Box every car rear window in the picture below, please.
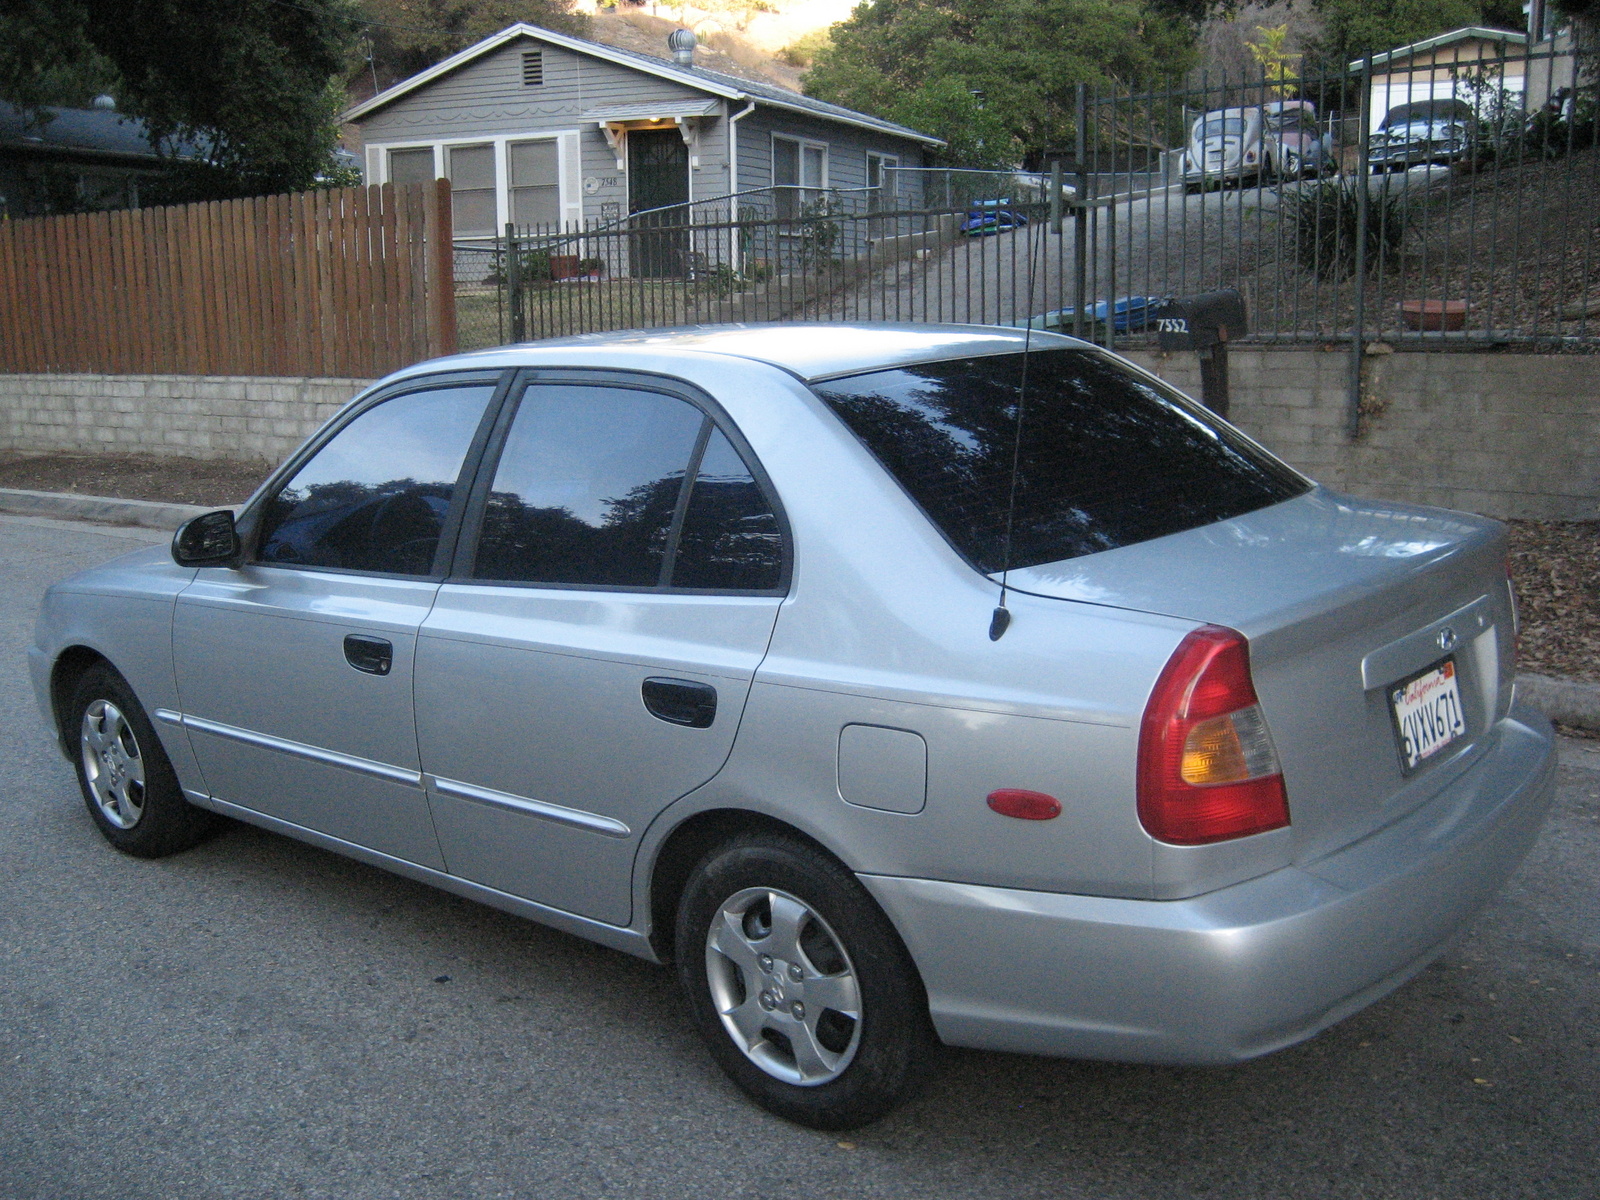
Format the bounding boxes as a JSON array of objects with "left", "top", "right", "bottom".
[{"left": 811, "top": 349, "right": 1308, "bottom": 573}]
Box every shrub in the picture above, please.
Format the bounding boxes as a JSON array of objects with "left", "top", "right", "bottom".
[
  {"left": 484, "top": 249, "right": 553, "bottom": 285},
  {"left": 1285, "top": 177, "right": 1408, "bottom": 280}
]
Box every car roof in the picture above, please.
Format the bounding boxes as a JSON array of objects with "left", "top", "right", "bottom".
[
  {"left": 1382, "top": 99, "right": 1475, "bottom": 122},
  {"left": 397, "top": 323, "right": 1086, "bottom": 385}
]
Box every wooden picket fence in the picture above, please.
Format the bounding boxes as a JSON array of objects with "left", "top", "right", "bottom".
[{"left": 0, "top": 180, "right": 456, "bottom": 378}]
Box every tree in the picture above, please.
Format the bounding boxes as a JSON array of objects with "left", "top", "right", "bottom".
[
  {"left": 0, "top": 0, "right": 358, "bottom": 200},
  {"left": 0, "top": 1, "right": 117, "bottom": 114},
  {"left": 1306, "top": 0, "right": 1509, "bottom": 72},
  {"left": 803, "top": 0, "right": 1199, "bottom": 167},
  {"left": 1244, "top": 23, "right": 1300, "bottom": 97}
]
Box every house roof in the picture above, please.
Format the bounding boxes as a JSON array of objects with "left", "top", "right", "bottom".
[
  {"left": 581, "top": 99, "right": 722, "bottom": 122},
  {"left": 1350, "top": 26, "right": 1528, "bottom": 72},
  {"left": 0, "top": 102, "right": 208, "bottom": 164},
  {"left": 343, "top": 23, "right": 944, "bottom": 148}
]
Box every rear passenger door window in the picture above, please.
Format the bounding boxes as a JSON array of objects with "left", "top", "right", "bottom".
[
  {"left": 473, "top": 385, "right": 703, "bottom": 587},
  {"left": 672, "top": 428, "right": 783, "bottom": 591},
  {"left": 468, "top": 382, "right": 785, "bottom": 592}
]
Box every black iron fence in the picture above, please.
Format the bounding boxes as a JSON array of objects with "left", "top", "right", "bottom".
[
  {"left": 1071, "top": 45, "right": 1598, "bottom": 350},
  {"left": 454, "top": 47, "right": 1598, "bottom": 358}
]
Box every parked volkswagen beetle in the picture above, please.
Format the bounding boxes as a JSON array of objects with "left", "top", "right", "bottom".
[
  {"left": 30, "top": 324, "right": 1556, "bottom": 1129},
  {"left": 1184, "top": 101, "right": 1332, "bottom": 189}
]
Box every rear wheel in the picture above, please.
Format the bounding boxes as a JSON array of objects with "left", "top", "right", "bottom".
[
  {"left": 70, "top": 664, "right": 220, "bottom": 857},
  {"left": 675, "top": 833, "right": 936, "bottom": 1129}
]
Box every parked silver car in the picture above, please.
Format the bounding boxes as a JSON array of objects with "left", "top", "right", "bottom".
[
  {"left": 1369, "top": 99, "right": 1479, "bottom": 171},
  {"left": 30, "top": 324, "right": 1556, "bottom": 1129}
]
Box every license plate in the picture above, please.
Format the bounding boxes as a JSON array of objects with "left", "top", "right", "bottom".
[{"left": 1390, "top": 658, "right": 1466, "bottom": 773}]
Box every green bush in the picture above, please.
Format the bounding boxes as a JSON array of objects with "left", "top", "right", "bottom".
[
  {"left": 1285, "top": 177, "right": 1408, "bottom": 280},
  {"left": 484, "top": 249, "right": 553, "bottom": 285}
]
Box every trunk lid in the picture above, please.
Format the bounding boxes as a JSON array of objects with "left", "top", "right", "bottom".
[{"left": 1004, "top": 487, "right": 1516, "bottom": 864}]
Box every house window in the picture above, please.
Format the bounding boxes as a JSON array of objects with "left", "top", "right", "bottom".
[
  {"left": 510, "top": 139, "right": 561, "bottom": 228},
  {"left": 523, "top": 50, "right": 544, "bottom": 86},
  {"left": 447, "top": 144, "right": 496, "bottom": 237},
  {"left": 388, "top": 147, "right": 436, "bottom": 184},
  {"left": 866, "top": 153, "right": 898, "bottom": 210},
  {"left": 773, "top": 135, "right": 827, "bottom": 218}
]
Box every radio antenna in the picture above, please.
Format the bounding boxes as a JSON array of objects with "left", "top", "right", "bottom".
[{"left": 990, "top": 200, "right": 1049, "bottom": 641}]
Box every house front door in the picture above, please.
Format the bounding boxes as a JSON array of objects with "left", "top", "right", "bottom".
[{"left": 628, "top": 128, "right": 690, "bottom": 278}]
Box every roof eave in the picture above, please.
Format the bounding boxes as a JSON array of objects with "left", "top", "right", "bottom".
[
  {"left": 341, "top": 21, "right": 944, "bottom": 147},
  {"left": 740, "top": 92, "right": 945, "bottom": 146},
  {"left": 342, "top": 23, "right": 741, "bottom": 123},
  {"left": 1348, "top": 25, "right": 1530, "bottom": 72}
]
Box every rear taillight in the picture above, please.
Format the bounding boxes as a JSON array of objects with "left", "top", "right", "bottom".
[{"left": 1137, "top": 625, "right": 1290, "bottom": 845}]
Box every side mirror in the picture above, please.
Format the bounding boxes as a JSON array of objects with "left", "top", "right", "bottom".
[{"left": 172, "top": 510, "right": 241, "bottom": 567}]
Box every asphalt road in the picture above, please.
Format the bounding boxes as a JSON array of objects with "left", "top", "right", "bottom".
[{"left": 3, "top": 512, "right": 1596, "bottom": 1200}]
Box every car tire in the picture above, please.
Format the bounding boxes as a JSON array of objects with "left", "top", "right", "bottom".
[
  {"left": 69, "top": 664, "right": 221, "bottom": 858},
  {"left": 675, "top": 832, "right": 937, "bottom": 1130}
]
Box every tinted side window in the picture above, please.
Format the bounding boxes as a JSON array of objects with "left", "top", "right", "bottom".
[
  {"left": 257, "top": 383, "right": 495, "bottom": 575},
  {"left": 670, "top": 430, "right": 783, "bottom": 591},
  {"left": 813, "top": 350, "right": 1307, "bottom": 573},
  {"left": 473, "top": 385, "right": 705, "bottom": 587}
]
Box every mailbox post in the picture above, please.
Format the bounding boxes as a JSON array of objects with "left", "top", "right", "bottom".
[{"left": 1154, "top": 288, "right": 1247, "bottom": 418}]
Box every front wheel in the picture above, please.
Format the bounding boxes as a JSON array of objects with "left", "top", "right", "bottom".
[
  {"left": 675, "top": 833, "right": 937, "bottom": 1129},
  {"left": 70, "top": 664, "right": 221, "bottom": 857}
]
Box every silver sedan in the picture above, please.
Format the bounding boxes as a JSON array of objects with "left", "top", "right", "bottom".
[{"left": 29, "top": 324, "right": 1556, "bottom": 1129}]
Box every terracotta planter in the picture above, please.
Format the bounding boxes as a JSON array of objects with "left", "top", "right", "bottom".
[
  {"left": 1399, "top": 299, "right": 1469, "bottom": 331},
  {"left": 548, "top": 255, "right": 582, "bottom": 280}
]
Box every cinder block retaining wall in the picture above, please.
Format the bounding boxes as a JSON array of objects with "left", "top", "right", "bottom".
[
  {"left": 1124, "top": 348, "right": 1599, "bottom": 520},
  {"left": 0, "top": 374, "right": 372, "bottom": 467},
  {"left": 1, "top": 350, "right": 1596, "bottom": 519}
]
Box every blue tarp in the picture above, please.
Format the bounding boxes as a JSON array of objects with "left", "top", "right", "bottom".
[{"left": 1018, "top": 295, "right": 1162, "bottom": 333}]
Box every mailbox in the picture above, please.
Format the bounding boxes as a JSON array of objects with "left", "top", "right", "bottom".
[
  {"left": 1154, "top": 288, "right": 1247, "bottom": 351},
  {"left": 1153, "top": 289, "right": 1248, "bottom": 418}
]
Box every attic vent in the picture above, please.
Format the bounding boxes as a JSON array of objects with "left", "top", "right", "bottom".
[{"left": 522, "top": 50, "right": 544, "bottom": 86}]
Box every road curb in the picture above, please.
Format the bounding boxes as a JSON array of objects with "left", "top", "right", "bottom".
[
  {"left": 0, "top": 487, "right": 215, "bottom": 532},
  {"left": 1518, "top": 673, "right": 1600, "bottom": 734}
]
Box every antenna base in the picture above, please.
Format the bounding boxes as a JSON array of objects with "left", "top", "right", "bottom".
[{"left": 988, "top": 606, "right": 1012, "bottom": 641}]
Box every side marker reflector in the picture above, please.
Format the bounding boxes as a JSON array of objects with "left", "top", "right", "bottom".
[{"left": 986, "top": 789, "right": 1062, "bottom": 821}]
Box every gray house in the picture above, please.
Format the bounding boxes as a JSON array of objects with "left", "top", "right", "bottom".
[{"left": 343, "top": 22, "right": 942, "bottom": 243}]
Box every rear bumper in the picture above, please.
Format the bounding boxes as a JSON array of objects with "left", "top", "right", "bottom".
[{"left": 860, "top": 705, "right": 1556, "bottom": 1064}]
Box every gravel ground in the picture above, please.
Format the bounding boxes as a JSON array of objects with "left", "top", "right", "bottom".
[
  {"left": 0, "top": 453, "right": 268, "bottom": 508},
  {"left": 2, "top": 452, "right": 1595, "bottom": 684}
]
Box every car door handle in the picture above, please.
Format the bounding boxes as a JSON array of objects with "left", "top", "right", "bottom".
[
  {"left": 343, "top": 634, "right": 393, "bottom": 676},
  {"left": 641, "top": 677, "right": 717, "bottom": 728}
]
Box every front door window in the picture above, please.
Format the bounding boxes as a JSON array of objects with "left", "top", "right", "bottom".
[{"left": 257, "top": 383, "right": 495, "bottom": 577}]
